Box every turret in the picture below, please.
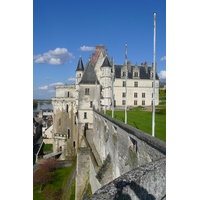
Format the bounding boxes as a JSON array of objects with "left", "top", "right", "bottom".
[
  {"left": 75, "top": 56, "right": 84, "bottom": 109},
  {"left": 76, "top": 55, "right": 84, "bottom": 84},
  {"left": 100, "top": 56, "right": 112, "bottom": 112}
]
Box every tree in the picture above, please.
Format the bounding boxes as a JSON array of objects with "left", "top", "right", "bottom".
[
  {"left": 39, "top": 158, "right": 60, "bottom": 172},
  {"left": 33, "top": 168, "right": 53, "bottom": 192},
  {"left": 33, "top": 100, "right": 38, "bottom": 108}
]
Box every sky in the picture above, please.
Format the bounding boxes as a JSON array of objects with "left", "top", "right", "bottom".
[
  {"left": 2, "top": 1, "right": 200, "bottom": 198},
  {"left": 33, "top": 0, "right": 166, "bottom": 99}
]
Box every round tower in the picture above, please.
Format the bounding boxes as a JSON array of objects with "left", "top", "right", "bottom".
[
  {"left": 75, "top": 56, "right": 84, "bottom": 109},
  {"left": 100, "top": 55, "right": 112, "bottom": 112}
]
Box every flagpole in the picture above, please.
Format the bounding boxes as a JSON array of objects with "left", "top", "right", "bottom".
[
  {"left": 125, "top": 44, "right": 127, "bottom": 124},
  {"left": 104, "top": 67, "right": 106, "bottom": 114},
  {"left": 152, "top": 12, "right": 156, "bottom": 137},
  {"left": 112, "top": 59, "right": 114, "bottom": 118}
]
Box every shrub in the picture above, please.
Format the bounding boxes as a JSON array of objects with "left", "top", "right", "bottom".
[
  {"left": 155, "top": 108, "right": 166, "bottom": 115},
  {"left": 33, "top": 168, "right": 53, "bottom": 192},
  {"left": 39, "top": 158, "right": 60, "bottom": 172}
]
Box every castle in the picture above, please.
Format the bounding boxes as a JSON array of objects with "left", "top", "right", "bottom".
[
  {"left": 51, "top": 45, "right": 159, "bottom": 157},
  {"left": 50, "top": 45, "right": 165, "bottom": 199}
]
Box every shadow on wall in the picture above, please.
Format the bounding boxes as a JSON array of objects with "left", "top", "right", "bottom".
[{"left": 114, "top": 180, "right": 156, "bottom": 200}]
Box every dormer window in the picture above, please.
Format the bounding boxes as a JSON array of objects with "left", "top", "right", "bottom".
[
  {"left": 134, "top": 72, "right": 138, "bottom": 77},
  {"left": 123, "top": 71, "right": 126, "bottom": 77}
]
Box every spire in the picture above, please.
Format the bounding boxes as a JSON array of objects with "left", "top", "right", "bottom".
[
  {"left": 101, "top": 56, "right": 112, "bottom": 68},
  {"left": 79, "top": 60, "right": 100, "bottom": 84},
  {"left": 125, "top": 43, "right": 127, "bottom": 65},
  {"left": 76, "top": 56, "right": 84, "bottom": 71}
]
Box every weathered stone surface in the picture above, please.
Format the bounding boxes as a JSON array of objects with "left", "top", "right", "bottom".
[
  {"left": 89, "top": 110, "right": 166, "bottom": 197},
  {"left": 76, "top": 147, "right": 90, "bottom": 200},
  {"left": 86, "top": 158, "right": 166, "bottom": 200}
]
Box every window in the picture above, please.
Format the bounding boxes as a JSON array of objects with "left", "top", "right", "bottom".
[
  {"left": 122, "top": 92, "right": 126, "bottom": 97},
  {"left": 90, "top": 101, "right": 93, "bottom": 108},
  {"left": 134, "top": 72, "right": 138, "bottom": 77},
  {"left": 134, "top": 100, "right": 137, "bottom": 105},
  {"left": 152, "top": 93, "right": 153, "bottom": 98},
  {"left": 68, "top": 129, "right": 70, "bottom": 138},
  {"left": 122, "top": 100, "right": 125, "bottom": 105},
  {"left": 142, "top": 93, "right": 145, "bottom": 98},
  {"left": 134, "top": 93, "right": 137, "bottom": 98},
  {"left": 85, "top": 88, "right": 89, "bottom": 95},
  {"left": 79, "top": 73, "right": 81, "bottom": 77},
  {"left": 152, "top": 82, "right": 153, "bottom": 87},
  {"left": 134, "top": 82, "right": 138, "bottom": 87},
  {"left": 84, "top": 112, "right": 87, "bottom": 119},
  {"left": 123, "top": 81, "right": 126, "bottom": 87},
  {"left": 123, "top": 71, "right": 126, "bottom": 77},
  {"left": 73, "top": 141, "right": 76, "bottom": 147},
  {"left": 151, "top": 100, "right": 153, "bottom": 105},
  {"left": 66, "top": 104, "right": 68, "bottom": 113},
  {"left": 142, "top": 100, "right": 145, "bottom": 105},
  {"left": 67, "top": 91, "right": 69, "bottom": 97},
  {"left": 59, "top": 117, "right": 61, "bottom": 126}
]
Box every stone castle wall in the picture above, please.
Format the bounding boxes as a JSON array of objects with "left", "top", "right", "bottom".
[{"left": 90, "top": 109, "right": 166, "bottom": 194}]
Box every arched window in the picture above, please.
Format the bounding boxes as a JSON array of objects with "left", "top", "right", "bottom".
[
  {"left": 73, "top": 141, "right": 75, "bottom": 147},
  {"left": 68, "top": 91, "right": 69, "bottom": 97}
]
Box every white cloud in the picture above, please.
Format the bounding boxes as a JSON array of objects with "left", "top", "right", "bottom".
[
  {"left": 79, "top": 45, "right": 95, "bottom": 52},
  {"left": 34, "top": 48, "right": 75, "bottom": 65},
  {"left": 160, "top": 56, "right": 166, "bottom": 61},
  {"left": 49, "top": 82, "right": 64, "bottom": 87},
  {"left": 67, "top": 77, "right": 76, "bottom": 82},
  {"left": 46, "top": 77, "right": 50, "bottom": 80},
  {"left": 48, "top": 90, "right": 55, "bottom": 93},
  {"left": 158, "top": 70, "right": 166, "bottom": 80},
  {"left": 38, "top": 85, "right": 48, "bottom": 90}
]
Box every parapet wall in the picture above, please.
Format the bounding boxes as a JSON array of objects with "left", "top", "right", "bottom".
[
  {"left": 90, "top": 109, "right": 166, "bottom": 194},
  {"left": 87, "top": 158, "right": 166, "bottom": 199}
]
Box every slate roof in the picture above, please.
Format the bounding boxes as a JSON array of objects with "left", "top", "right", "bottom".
[
  {"left": 114, "top": 65, "right": 159, "bottom": 80},
  {"left": 79, "top": 60, "right": 100, "bottom": 84},
  {"left": 76, "top": 56, "right": 84, "bottom": 71},
  {"left": 101, "top": 56, "right": 112, "bottom": 68}
]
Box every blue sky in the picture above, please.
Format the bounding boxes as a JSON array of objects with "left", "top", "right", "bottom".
[{"left": 33, "top": 0, "right": 166, "bottom": 99}]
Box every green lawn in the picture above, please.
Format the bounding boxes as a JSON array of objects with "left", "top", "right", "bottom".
[
  {"left": 33, "top": 161, "right": 75, "bottom": 200},
  {"left": 106, "top": 106, "right": 166, "bottom": 142},
  {"left": 43, "top": 144, "right": 53, "bottom": 152}
]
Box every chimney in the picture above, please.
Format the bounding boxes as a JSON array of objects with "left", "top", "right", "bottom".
[
  {"left": 127, "top": 61, "right": 131, "bottom": 73},
  {"left": 93, "top": 46, "right": 105, "bottom": 64},
  {"left": 92, "top": 53, "right": 95, "bottom": 64},
  {"left": 145, "top": 62, "right": 148, "bottom": 73}
]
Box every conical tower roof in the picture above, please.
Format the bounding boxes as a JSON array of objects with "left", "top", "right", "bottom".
[
  {"left": 79, "top": 60, "right": 99, "bottom": 84},
  {"left": 101, "top": 56, "right": 112, "bottom": 68},
  {"left": 76, "top": 56, "right": 84, "bottom": 71}
]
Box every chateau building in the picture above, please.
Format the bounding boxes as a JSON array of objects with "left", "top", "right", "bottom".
[{"left": 52, "top": 45, "right": 159, "bottom": 158}]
